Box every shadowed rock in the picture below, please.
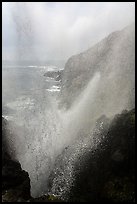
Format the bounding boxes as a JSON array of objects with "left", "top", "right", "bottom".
[
  {"left": 68, "top": 109, "right": 135, "bottom": 202},
  {"left": 2, "top": 117, "right": 31, "bottom": 202}
]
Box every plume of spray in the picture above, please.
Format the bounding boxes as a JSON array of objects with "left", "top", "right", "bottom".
[
  {"left": 59, "top": 72, "right": 101, "bottom": 148},
  {"left": 2, "top": 3, "right": 121, "bottom": 197},
  {"left": 4, "top": 2, "right": 135, "bottom": 199},
  {"left": 4, "top": 66, "right": 101, "bottom": 197}
]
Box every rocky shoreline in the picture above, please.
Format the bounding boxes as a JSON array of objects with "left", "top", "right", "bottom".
[{"left": 2, "top": 108, "right": 135, "bottom": 202}]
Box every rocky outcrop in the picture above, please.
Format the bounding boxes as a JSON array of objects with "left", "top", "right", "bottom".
[
  {"left": 68, "top": 109, "right": 135, "bottom": 202},
  {"left": 60, "top": 23, "right": 135, "bottom": 110},
  {"left": 2, "top": 118, "right": 31, "bottom": 202},
  {"left": 44, "top": 70, "right": 63, "bottom": 82}
]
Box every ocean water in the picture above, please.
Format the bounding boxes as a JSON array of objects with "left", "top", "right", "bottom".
[{"left": 2, "top": 64, "right": 63, "bottom": 121}]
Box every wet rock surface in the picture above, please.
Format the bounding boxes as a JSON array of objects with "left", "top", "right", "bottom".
[
  {"left": 2, "top": 118, "right": 31, "bottom": 202},
  {"left": 67, "top": 109, "right": 135, "bottom": 202}
]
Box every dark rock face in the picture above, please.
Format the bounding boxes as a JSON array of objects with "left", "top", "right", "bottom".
[
  {"left": 60, "top": 24, "right": 135, "bottom": 110},
  {"left": 2, "top": 117, "right": 31, "bottom": 202},
  {"left": 2, "top": 154, "right": 31, "bottom": 202},
  {"left": 67, "top": 109, "right": 135, "bottom": 202}
]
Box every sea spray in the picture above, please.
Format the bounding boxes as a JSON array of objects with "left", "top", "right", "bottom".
[
  {"left": 59, "top": 72, "right": 101, "bottom": 146},
  {"left": 25, "top": 72, "right": 101, "bottom": 197},
  {"left": 3, "top": 72, "right": 101, "bottom": 198}
]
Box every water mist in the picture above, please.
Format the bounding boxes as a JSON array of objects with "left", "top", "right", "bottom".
[
  {"left": 5, "top": 70, "right": 101, "bottom": 197},
  {"left": 3, "top": 2, "right": 135, "bottom": 199}
]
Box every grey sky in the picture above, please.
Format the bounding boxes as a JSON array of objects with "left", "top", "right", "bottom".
[{"left": 2, "top": 2, "right": 135, "bottom": 61}]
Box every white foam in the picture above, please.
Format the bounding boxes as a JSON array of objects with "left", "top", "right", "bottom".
[
  {"left": 2, "top": 115, "right": 14, "bottom": 121},
  {"left": 6, "top": 97, "right": 35, "bottom": 111}
]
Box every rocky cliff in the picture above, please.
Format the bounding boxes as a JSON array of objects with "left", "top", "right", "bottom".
[{"left": 60, "top": 23, "right": 135, "bottom": 111}]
